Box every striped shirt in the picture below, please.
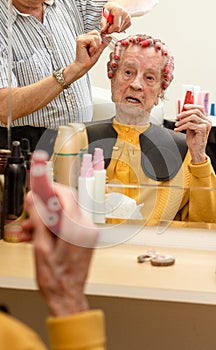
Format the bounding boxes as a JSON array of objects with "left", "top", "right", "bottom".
[{"left": 0, "top": 0, "right": 106, "bottom": 128}]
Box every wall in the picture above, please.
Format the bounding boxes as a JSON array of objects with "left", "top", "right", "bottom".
[
  {"left": 2, "top": 288, "right": 216, "bottom": 350},
  {"left": 89, "top": 0, "right": 216, "bottom": 119}
]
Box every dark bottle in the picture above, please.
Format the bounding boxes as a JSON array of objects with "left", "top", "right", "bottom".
[
  {"left": 3, "top": 141, "right": 26, "bottom": 242},
  {"left": 0, "top": 149, "right": 11, "bottom": 239},
  {"left": 21, "top": 138, "right": 32, "bottom": 192}
]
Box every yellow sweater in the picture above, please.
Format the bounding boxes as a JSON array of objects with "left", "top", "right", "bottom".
[
  {"left": 0, "top": 310, "right": 106, "bottom": 350},
  {"left": 106, "top": 120, "right": 216, "bottom": 225}
]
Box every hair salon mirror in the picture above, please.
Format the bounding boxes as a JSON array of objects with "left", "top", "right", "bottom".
[{"left": 3, "top": 0, "right": 216, "bottom": 236}]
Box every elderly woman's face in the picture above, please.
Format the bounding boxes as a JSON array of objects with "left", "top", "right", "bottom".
[{"left": 111, "top": 45, "right": 164, "bottom": 115}]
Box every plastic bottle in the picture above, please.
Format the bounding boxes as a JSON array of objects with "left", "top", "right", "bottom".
[
  {"left": 3, "top": 141, "right": 26, "bottom": 242},
  {"left": 53, "top": 123, "right": 88, "bottom": 188},
  {"left": 93, "top": 148, "right": 106, "bottom": 224},
  {"left": 78, "top": 154, "right": 95, "bottom": 220},
  {"left": 197, "top": 90, "right": 210, "bottom": 116}
]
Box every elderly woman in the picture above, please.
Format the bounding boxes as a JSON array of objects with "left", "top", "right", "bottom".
[{"left": 86, "top": 34, "right": 216, "bottom": 225}]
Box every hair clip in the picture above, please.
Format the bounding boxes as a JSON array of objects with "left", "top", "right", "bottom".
[
  {"left": 150, "top": 255, "right": 175, "bottom": 266},
  {"left": 137, "top": 250, "right": 175, "bottom": 267},
  {"left": 137, "top": 249, "right": 159, "bottom": 263},
  {"left": 137, "top": 254, "right": 154, "bottom": 263}
]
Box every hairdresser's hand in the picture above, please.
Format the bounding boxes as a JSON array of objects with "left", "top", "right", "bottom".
[
  {"left": 67, "top": 30, "right": 111, "bottom": 81},
  {"left": 23, "top": 184, "right": 99, "bottom": 317},
  {"left": 174, "top": 104, "right": 212, "bottom": 163},
  {"left": 101, "top": 2, "right": 131, "bottom": 34}
]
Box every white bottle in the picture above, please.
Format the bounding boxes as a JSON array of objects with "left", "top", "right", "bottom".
[
  {"left": 93, "top": 148, "right": 106, "bottom": 224},
  {"left": 78, "top": 154, "right": 95, "bottom": 220}
]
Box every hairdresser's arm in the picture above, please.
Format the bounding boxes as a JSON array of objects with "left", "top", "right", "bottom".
[
  {"left": 0, "top": 30, "right": 110, "bottom": 124},
  {"left": 23, "top": 184, "right": 106, "bottom": 350},
  {"left": 174, "top": 104, "right": 212, "bottom": 164}
]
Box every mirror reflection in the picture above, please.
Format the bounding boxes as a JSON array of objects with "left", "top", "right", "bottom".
[{"left": 1, "top": 0, "right": 216, "bottom": 231}]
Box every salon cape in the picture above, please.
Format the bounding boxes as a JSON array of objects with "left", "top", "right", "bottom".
[{"left": 86, "top": 118, "right": 216, "bottom": 224}]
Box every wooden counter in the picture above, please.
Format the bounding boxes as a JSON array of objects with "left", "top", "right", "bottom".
[
  {"left": 1, "top": 225, "right": 216, "bottom": 305},
  {"left": 88, "top": 243, "right": 216, "bottom": 305},
  {"left": 0, "top": 224, "right": 216, "bottom": 350}
]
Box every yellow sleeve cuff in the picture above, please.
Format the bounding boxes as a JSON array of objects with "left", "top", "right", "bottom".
[
  {"left": 47, "top": 310, "right": 106, "bottom": 350},
  {"left": 189, "top": 156, "right": 213, "bottom": 178}
]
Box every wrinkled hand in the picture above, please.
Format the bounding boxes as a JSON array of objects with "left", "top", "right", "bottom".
[
  {"left": 23, "top": 184, "right": 99, "bottom": 317},
  {"left": 73, "top": 30, "right": 111, "bottom": 78},
  {"left": 101, "top": 2, "right": 131, "bottom": 34},
  {"left": 174, "top": 104, "right": 212, "bottom": 163}
]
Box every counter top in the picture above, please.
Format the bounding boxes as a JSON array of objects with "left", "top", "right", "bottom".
[
  {"left": 0, "top": 224, "right": 216, "bottom": 305},
  {"left": 87, "top": 243, "right": 216, "bottom": 305},
  {"left": 0, "top": 241, "right": 36, "bottom": 290}
]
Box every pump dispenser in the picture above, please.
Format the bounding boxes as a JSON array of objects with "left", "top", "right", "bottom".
[{"left": 3, "top": 141, "right": 26, "bottom": 242}]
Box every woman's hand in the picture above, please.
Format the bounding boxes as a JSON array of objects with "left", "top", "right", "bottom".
[
  {"left": 174, "top": 104, "right": 212, "bottom": 163},
  {"left": 23, "top": 184, "right": 99, "bottom": 317}
]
